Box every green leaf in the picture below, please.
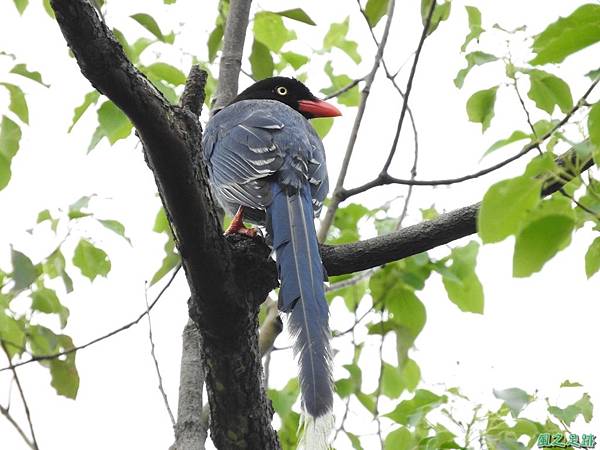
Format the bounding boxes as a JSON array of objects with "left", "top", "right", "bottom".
[
  {"left": 527, "top": 69, "right": 573, "bottom": 115},
  {"left": 31, "top": 287, "right": 69, "bottom": 328},
  {"left": 98, "top": 219, "right": 131, "bottom": 244},
  {"left": 254, "top": 12, "right": 297, "bottom": 52},
  {"left": 0, "top": 153, "right": 10, "bottom": 191},
  {"left": 441, "top": 242, "right": 484, "bottom": 314},
  {"left": 11, "top": 248, "right": 39, "bottom": 292},
  {"left": 207, "top": 23, "right": 224, "bottom": 63},
  {"left": 42, "top": 0, "right": 55, "bottom": 17},
  {"left": 68, "top": 195, "right": 92, "bottom": 220},
  {"left": 461, "top": 6, "right": 483, "bottom": 52},
  {"left": 0, "top": 108, "right": 22, "bottom": 190},
  {"left": 384, "top": 427, "right": 412, "bottom": 450},
  {"left": 28, "top": 325, "right": 59, "bottom": 356},
  {"left": 346, "top": 432, "right": 363, "bottom": 450},
  {"left": 530, "top": 4, "right": 600, "bottom": 65},
  {"left": 356, "top": 391, "right": 376, "bottom": 414},
  {"left": 585, "top": 237, "right": 600, "bottom": 278},
  {"left": 150, "top": 208, "right": 180, "bottom": 286},
  {"left": 132, "top": 38, "right": 156, "bottom": 64},
  {"left": 493, "top": 388, "right": 532, "bottom": 418},
  {"left": 365, "top": 0, "right": 389, "bottom": 27},
  {"left": 10, "top": 63, "right": 49, "bottom": 87},
  {"left": 130, "top": 13, "right": 174, "bottom": 44},
  {"left": 466, "top": 86, "right": 498, "bottom": 132},
  {"left": 50, "top": 357, "right": 79, "bottom": 399},
  {"left": 153, "top": 207, "right": 171, "bottom": 234},
  {"left": 0, "top": 115, "right": 22, "bottom": 160},
  {"left": 268, "top": 378, "right": 299, "bottom": 417},
  {"left": 43, "top": 249, "right": 73, "bottom": 293},
  {"left": 513, "top": 215, "right": 574, "bottom": 277},
  {"left": 586, "top": 68, "right": 600, "bottom": 81},
  {"left": 12, "top": 0, "right": 28, "bottom": 14},
  {"left": 97, "top": 101, "right": 133, "bottom": 145},
  {"left": 483, "top": 130, "right": 530, "bottom": 157},
  {"left": 0, "top": 83, "right": 29, "bottom": 124},
  {"left": 332, "top": 203, "right": 370, "bottom": 241},
  {"left": 249, "top": 39, "right": 274, "bottom": 80},
  {"left": 560, "top": 380, "right": 583, "bottom": 388},
  {"left": 589, "top": 103, "right": 600, "bottom": 148},
  {"left": 382, "top": 363, "right": 403, "bottom": 399},
  {"left": 422, "top": 0, "right": 451, "bottom": 36},
  {"left": 310, "top": 118, "right": 333, "bottom": 140},
  {"left": 274, "top": 8, "right": 316, "bottom": 26},
  {"left": 400, "top": 359, "right": 420, "bottom": 392},
  {"left": 68, "top": 91, "right": 100, "bottom": 133},
  {"left": 454, "top": 51, "right": 497, "bottom": 88},
  {"left": 88, "top": 127, "right": 103, "bottom": 153},
  {"left": 151, "top": 239, "right": 179, "bottom": 285},
  {"left": 321, "top": 61, "right": 360, "bottom": 107},
  {"left": 323, "top": 18, "right": 361, "bottom": 64},
  {"left": 548, "top": 393, "right": 593, "bottom": 426},
  {"left": 0, "top": 311, "right": 25, "bottom": 358},
  {"left": 385, "top": 389, "right": 446, "bottom": 425},
  {"left": 281, "top": 52, "right": 309, "bottom": 70},
  {"left": 478, "top": 176, "right": 542, "bottom": 243},
  {"left": 145, "top": 63, "right": 186, "bottom": 86},
  {"left": 72, "top": 239, "right": 111, "bottom": 281}
]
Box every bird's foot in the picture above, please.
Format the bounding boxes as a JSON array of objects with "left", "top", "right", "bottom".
[
  {"left": 224, "top": 206, "right": 258, "bottom": 237},
  {"left": 224, "top": 224, "right": 257, "bottom": 237}
]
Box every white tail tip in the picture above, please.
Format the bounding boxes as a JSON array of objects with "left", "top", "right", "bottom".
[{"left": 298, "top": 412, "right": 334, "bottom": 450}]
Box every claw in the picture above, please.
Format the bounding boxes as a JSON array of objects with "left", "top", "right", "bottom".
[{"left": 224, "top": 206, "right": 257, "bottom": 237}]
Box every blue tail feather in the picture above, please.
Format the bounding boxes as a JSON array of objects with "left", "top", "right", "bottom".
[{"left": 267, "top": 183, "right": 333, "bottom": 418}]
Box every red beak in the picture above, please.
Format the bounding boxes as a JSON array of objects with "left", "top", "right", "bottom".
[{"left": 298, "top": 99, "right": 342, "bottom": 118}]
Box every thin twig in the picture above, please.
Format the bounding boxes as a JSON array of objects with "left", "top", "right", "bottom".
[
  {"left": 325, "top": 268, "right": 376, "bottom": 292},
  {"left": 357, "top": 0, "right": 421, "bottom": 177},
  {"left": 144, "top": 283, "right": 176, "bottom": 429},
  {"left": 0, "top": 265, "right": 182, "bottom": 373},
  {"left": 380, "top": 0, "right": 435, "bottom": 173},
  {"left": 323, "top": 76, "right": 366, "bottom": 100},
  {"left": 332, "top": 308, "right": 360, "bottom": 444},
  {"left": 317, "top": 0, "right": 397, "bottom": 242},
  {"left": 340, "top": 76, "right": 600, "bottom": 201},
  {"left": 373, "top": 314, "right": 386, "bottom": 449},
  {"left": 1, "top": 344, "right": 39, "bottom": 450},
  {"left": 510, "top": 66, "right": 599, "bottom": 219},
  {"left": 0, "top": 403, "right": 35, "bottom": 450},
  {"left": 263, "top": 350, "right": 272, "bottom": 387}
]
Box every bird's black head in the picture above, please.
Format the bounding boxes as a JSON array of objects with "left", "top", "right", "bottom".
[{"left": 230, "top": 77, "right": 341, "bottom": 119}]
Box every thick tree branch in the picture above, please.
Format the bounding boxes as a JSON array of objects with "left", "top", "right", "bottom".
[
  {"left": 212, "top": 0, "right": 252, "bottom": 111},
  {"left": 49, "top": 1, "right": 279, "bottom": 449},
  {"left": 321, "top": 147, "right": 593, "bottom": 276},
  {"left": 173, "top": 320, "right": 207, "bottom": 450}
]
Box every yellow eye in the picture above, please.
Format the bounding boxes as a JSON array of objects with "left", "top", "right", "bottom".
[{"left": 276, "top": 86, "right": 288, "bottom": 96}]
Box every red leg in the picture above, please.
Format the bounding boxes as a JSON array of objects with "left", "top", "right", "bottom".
[{"left": 224, "top": 206, "right": 257, "bottom": 237}]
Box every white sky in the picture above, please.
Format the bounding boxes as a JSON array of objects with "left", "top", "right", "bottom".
[{"left": 1, "top": 1, "right": 599, "bottom": 449}]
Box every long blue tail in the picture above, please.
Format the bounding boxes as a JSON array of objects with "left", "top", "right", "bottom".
[{"left": 267, "top": 183, "right": 333, "bottom": 418}]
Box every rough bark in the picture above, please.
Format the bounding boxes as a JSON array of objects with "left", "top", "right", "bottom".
[
  {"left": 174, "top": 320, "right": 207, "bottom": 450},
  {"left": 212, "top": 0, "right": 252, "bottom": 111},
  {"left": 49, "top": 1, "right": 279, "bottom": 448}
]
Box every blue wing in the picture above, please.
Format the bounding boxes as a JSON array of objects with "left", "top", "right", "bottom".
[{"left": 202, "top": 99, "right": 328, "bottom": 222}]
